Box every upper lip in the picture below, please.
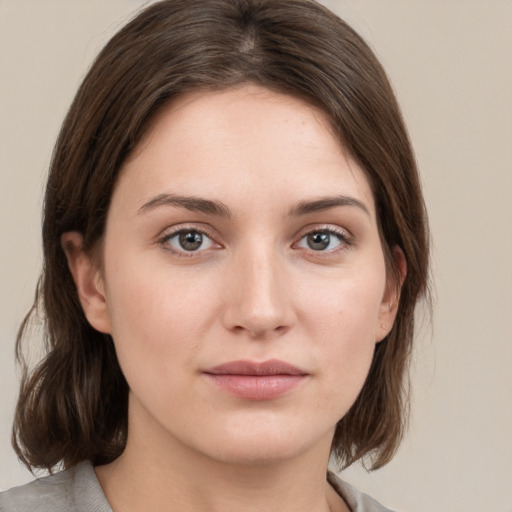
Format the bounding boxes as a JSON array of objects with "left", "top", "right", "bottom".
[{"left": 204, "top": 359, "right": 308, "bottom": 376}]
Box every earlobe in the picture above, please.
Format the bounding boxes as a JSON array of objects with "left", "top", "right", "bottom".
[
  {"left": 61, "top": 231, "right": 112, "bottom": 334},
  {"left": 376, "top": 246, "right": 407, "bottom": 342}
]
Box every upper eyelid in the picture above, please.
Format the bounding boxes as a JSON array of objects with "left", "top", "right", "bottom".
[
  {"left": 157, "top": 223, "right": 353, "bottom": 249},
  {"left": 159, "top": 224, "right": 217, "bottom": 240},
  {"left": 294, "top": 224, "right": 353, "bottom": 240},
  {"left": 160, "top": 224, "right": 350, "bottom": 237}
]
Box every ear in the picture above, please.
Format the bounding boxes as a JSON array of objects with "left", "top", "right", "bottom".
[
  {"left": 61, "top": 231, "right": 112, "bottom": 334},
  {"left": 376, "top": 246, "right": 407, "bottom": 343}
]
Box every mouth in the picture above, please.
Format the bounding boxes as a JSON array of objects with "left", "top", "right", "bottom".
[{"left": 202, "top": 359, "right": 309, "bottom": 400}]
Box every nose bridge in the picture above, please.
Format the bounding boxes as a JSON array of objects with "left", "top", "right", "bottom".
[{"left": 223, "top": 237, "right": 293, "bottom": 337}]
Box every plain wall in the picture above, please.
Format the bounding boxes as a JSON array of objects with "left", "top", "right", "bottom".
[{"left": 1, "top": 1, "right": 511, "bottom": 511}]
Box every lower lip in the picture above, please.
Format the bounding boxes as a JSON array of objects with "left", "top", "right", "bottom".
[{"left": 204, "top": 374, "right": 306, "bottom": 400}]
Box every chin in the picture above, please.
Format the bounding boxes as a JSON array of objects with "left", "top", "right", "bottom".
[
  {"left": 193, "top": 419, "right": 334, "bottom": 467},
  {"left": 208, "top": 439, "right": 310, "bottom": 466}
]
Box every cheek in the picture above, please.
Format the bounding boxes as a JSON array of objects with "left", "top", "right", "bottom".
[
  {"left": 301, "top": 265, "right": 386, "bottom": 344},
  {"left": 298, "top": 266, "right": 386, "bottom": 401},
  {"left": 102, "top": 252, "right": 222, "bottom": 375}
]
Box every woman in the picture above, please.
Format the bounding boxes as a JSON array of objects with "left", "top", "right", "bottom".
[{"left": 1, "top": 0, "right": 430, "bottom": 511}]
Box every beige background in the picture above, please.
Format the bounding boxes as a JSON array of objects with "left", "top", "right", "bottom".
[{"left": 1, "top": 1, "right": 511, "bottom": 510}]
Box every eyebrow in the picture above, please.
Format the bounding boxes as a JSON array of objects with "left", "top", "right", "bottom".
[
  {"left": 288, "top": 195, "right": 370, "bottom": 217},
  {"left": 138, "top": 194, "right": 231, "bottom": 217},
  {"left": 138, "top": 193, "right": 370, "bottom": 218}
]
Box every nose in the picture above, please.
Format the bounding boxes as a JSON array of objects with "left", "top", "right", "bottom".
[{"left": 220, "top": 245, "right": 295, "bottom": 339}]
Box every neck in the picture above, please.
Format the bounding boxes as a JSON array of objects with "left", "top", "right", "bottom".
[{"left": 95, "top": 415, "right": 347, "bottom": 512}]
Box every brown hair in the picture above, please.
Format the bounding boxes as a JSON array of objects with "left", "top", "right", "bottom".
[{"left": 13, "top": 0, "right": 430, "bottom": 472}]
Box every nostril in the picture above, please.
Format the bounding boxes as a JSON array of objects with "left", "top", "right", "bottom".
[{"left": 242, "top": 323, "right": 289, "bottom": 339}]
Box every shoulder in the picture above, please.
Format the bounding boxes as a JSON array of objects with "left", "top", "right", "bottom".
[
  {"left": 0, "top": 461, "right": 111, "bottom": 512},
  {"left": 327, "top": 471, "right": 400, "bottom": 512}
]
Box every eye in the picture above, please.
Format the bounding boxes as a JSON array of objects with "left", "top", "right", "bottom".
[
  {"left": 161, "top": 228, "right": 218, "bottom": 255},
  {"left": 295, "top": 228, "right": 350, "bottom": 252}
]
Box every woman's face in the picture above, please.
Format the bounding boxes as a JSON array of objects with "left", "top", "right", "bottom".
[{"left": 73, "top": 85, "right": 399, "bottom": 466}]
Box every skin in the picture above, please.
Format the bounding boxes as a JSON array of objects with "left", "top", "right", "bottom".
[{"left": 63, "top": 85, "right": 402, "bottom": 512}]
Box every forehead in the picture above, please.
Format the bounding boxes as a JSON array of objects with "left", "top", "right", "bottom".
[
  {"left": 131, "top": 85, "right": 341, "bottom": 161},
  {"left": 115, "top": 85, "right": 376, "bottom": 219}
]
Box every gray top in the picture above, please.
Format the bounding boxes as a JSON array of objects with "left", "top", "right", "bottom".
[{"left": 0, "top": 461, "right": 396, "bottom": 512}]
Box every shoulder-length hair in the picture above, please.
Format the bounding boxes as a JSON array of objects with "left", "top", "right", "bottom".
[{"left": 13, "top": 0, "right": 430, "bottom": 472}]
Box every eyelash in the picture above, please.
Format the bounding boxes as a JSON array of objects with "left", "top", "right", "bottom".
[{"left": 158, "top": 225, "right": 353, "bottom": 257}]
